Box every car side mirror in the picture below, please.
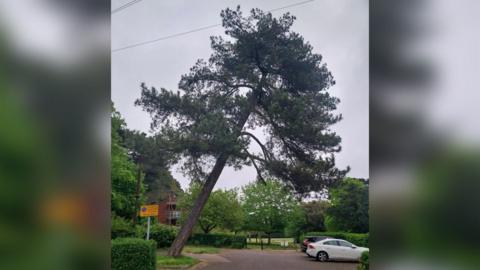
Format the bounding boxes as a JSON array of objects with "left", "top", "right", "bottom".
[{"left": 351, "top": 245, "right": 357, "bottom": 249}]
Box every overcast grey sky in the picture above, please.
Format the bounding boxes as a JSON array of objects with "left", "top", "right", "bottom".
[{"left": 112, "top": 0, "right": 368, "bottom": 190}]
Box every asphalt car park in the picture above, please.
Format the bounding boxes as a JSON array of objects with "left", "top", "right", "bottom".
[{"left": 189, "top": 249, "right": 358, "bottom": 270}]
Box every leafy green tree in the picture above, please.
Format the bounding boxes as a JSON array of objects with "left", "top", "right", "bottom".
[
  {"left": 113, "top": 107, "right": 181, "bottom": 223},
  {"left": 325, "top": 178, "right": 369, "bottom": 233},
  {"left": 178, "top": 182, "right": 244, "bottom": 234},
  {"left": 242, "top": 180, "right": 297, "bottom": 244},
  {"left": 111, "top": 106, "right": 144, "bottom": 219},
  {"left": 136, "top": 7, "right": 347, "bottom": 256},
  {"left": 285, "top": 200, "right": 330, "bottom": 242},
  {"left": 285, "top": 203, "right": 307, "bottom": 243},
  {"left": 219, "top": 189, "right": 245, "bottom": 234},
  {"left": 303, "top": 200, "right": 330, "bottom": 232}
]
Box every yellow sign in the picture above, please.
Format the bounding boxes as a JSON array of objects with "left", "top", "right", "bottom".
[{"left": 139, "top": 204, "right": 159, "bottom": 217}]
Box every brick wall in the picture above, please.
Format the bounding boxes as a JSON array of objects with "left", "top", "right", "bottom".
[
  {"left": 157, "top": 202, "right": 168, "bottom": 224},
  {"left": 157, "top": 193, "right": 177, "bottom": 225}
]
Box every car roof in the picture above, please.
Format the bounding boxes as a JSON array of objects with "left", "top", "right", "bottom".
[
  {"left": 318, "top": 238, "right": 345, "bottom": 243},
  {"left": 305, "top": 236, "right": 330, "bottom": 242}
]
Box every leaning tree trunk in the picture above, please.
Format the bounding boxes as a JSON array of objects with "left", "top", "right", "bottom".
[
  {"left": 167, "top": 78, "right": 263, "bottom": 257},
  {"left": 168, "top": 108, "right": 254, "bottom": 256},
  {"left": 167, "top": 154, "right": 229, "bottom": 256}
]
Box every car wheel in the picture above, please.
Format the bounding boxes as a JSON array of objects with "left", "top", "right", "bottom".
[{"left": 316, "top": 251, "right": 328, "bottom": 262}]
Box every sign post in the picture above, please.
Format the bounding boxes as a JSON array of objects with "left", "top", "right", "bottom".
[
  {"left": 146, "top": 216, "right": 151, "bottom": 240},
  {"left": 139, "top": 204, "right": 159, "bottom": 241}
]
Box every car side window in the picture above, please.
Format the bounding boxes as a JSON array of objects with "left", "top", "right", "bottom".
[
  {"left": 324, "top": 240, "right": 339, "bottom": 246},
  {"left": 338, "top": 241, "right": 353, "bottom": 247}
]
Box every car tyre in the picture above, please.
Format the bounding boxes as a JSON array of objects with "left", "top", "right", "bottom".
[{"left": 316, "top": 251, "right": 328, "bottom": 262}]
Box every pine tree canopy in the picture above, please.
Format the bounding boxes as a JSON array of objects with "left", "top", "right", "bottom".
[{"left": 136, "top": 7, "right": 348, "bottom": 195}]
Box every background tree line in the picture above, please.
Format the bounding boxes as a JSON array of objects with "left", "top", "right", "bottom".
[
  {"left": 111, "top": 105, "right": 181, "bottom": 225},
  {"left": 177, "top": 178, "right": 369, "bottom": 243},
  {"left": 112, "top": 106, "right": 368, "bottom": 241}
]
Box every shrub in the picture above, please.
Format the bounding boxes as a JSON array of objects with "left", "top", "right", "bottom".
[
  {"left": 111, "top": 238, "right": 156, "bottom": 270},
  {"left": 135, "top": 223, "right": 179, "bottom": 248},
  {"left": 188, "top": 234, "right": 246, "bottom": 248},
  {"left": 358, "top": 251, "right": 369, "bottom": 270},
  {"left": 302, "top": 232, "right": 369, "bottom": 247},
  {"left": 134, "top": 224, "right": 146, "bottom": 238},
  {"left": 111, "top": 216, "right": 135, "bottom": 239},
  {"left": 150, "top": 224, "right": 178, "bottom": 248}
]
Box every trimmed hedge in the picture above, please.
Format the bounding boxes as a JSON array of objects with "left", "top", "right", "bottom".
[
  {"left": 111, "top": 238, "right": 156, "bottom": 270},
  {"left": 188, "top": 233, "right": 246, "bottom": 248},
  {"left": 302, "top": 232, "right": 369, "bottom": 247},
  {"left": 358, "top": 251, "right": 369, "bottom": 270}
]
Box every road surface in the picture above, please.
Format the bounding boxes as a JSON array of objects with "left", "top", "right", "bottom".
[{"left": 189, "top": 249, "right": 358, "bottom": 270}]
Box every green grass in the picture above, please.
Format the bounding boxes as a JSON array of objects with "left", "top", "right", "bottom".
[
  {"left": 246, "top": 237, "right": 298, "bottom": 250},
  {"left": 247, "top": 237, "right": 294, "bottom": 242},
  {"left": 156, "top": 255, "right": 199, "bottom": 269},
  {"left": 155, "top": 245, "right": 218, "bottom": 269},
  {"left": 183, "top": 245, "right": 220, "bottom": 254},
  {"left": 270, "top": 238, "right": 294, "bottom": 245},
  {"left": 247, "top": 237, "right": 296, "bottom": 245}
]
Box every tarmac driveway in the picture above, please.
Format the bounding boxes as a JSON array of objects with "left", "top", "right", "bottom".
[{"left": 189, "top": 249, "right": 358, "bottom": 270}]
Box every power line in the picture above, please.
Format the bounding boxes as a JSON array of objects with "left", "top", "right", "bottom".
[
  {"left": 112, "top": 0, "right": 315, "bottom": 53},
  {"left": 268, "top": 0, "right": 315, "bottom": 12},
  {"left": 112, "top": 24, "right": 221, "bottom": 53},
  {"left": 112, "top": 0, "right": 144, "bottom": 14}
]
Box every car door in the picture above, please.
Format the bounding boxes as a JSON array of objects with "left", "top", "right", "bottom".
[
  {"left": 337, "top": 240, "right": 357, "bottom": 260},
  {"left": 322, "top": 240, "right": 341, "bottom": 259}
]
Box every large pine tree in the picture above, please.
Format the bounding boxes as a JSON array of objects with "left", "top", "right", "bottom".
[{"left": 136, "top": 7, "right": 348, "bottom": 256}]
